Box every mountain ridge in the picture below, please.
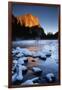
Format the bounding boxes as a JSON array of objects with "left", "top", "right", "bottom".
[
  {"left": 12, "top": 14, "right": 58, "bottom": 40},
  {"left": 16, "top": 13, "right": 40, "bottom": 27}
]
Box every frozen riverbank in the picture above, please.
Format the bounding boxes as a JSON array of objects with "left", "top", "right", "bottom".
[{"left": 12, "top": 40, "right": 59, "bottom": 85}]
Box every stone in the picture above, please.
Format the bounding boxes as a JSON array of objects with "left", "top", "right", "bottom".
[
  {"left": 46, "top": 53, "right": 51, "bottom": 57},
  {"left": 45, "top": 73, "right": 55, "bottom": 83},
  {"left": 32, "top": 67, "right": 42, "bottom": 76},
  {"left": 21, "top": 77, "right": 39, "bottom": 85},
  {"left": 39, "top": 56, "right": 46, "bottom": 60}
]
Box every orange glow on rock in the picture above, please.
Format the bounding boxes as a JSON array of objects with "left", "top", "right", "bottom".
[{"left": 16, "top": 13, "right": 40, "bottom": 27}]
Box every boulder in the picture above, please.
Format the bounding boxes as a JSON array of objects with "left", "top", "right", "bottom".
[
  {"left": 45, "top": 73, "right": 55, "bottom": 83},
  {"left": 12, "top": 60, "right": 17, "bottom": 73},
  {"left": 36, "top": 51, "right": 46, "bottom": 60},
  {"left": 32, "top": 51, "right": 46, "bottom": 61},
  {"left": 16, "top": 53, "right": 24, "bottom": 58},
  {"left": 24, "top": 59, "right": 28, "bottom": 64},
  {"left": 17, "top": 57, "right": 28, "bottom": 65},
  {"left": 32, "top": 67, "right": 42, "bottom": 76},
  {"left": 39, "top": 56, "right": 46, "bottom": 60},
  {"left": 12, "top": 72, "right": 23, "bottom": 85},
  {"left": 21, "top": 80, "right": 33, "bottom": 85},
  {"left": 46, "top": 53, "right": 51, "bottom": 57},
  {"left": 23, "top": 50, "right": 32, "bottom": 57},
  {"left": 31, "top": 77, "right": 40, "bottom": 84},
  {"left": 12, "top": 73, "right": 17, "bottom": 82},
  {"left": 22, "top": 66, "right": 27, "bottom": 75},
  {"left": 17, "top": 58, "right": 24, "bottom": 65},
  {"left": 21, "top": 77, "right": 39, "bottom": 85},
  {"left": 16, "top": 64, "right": 24, "bottom": 81},
  {"left": 12, "top": 64, "right": 27, "bottom": 84}
]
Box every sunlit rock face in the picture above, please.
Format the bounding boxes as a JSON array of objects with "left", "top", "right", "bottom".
[
  {"left": 12, "top": 14, "right": 46, "bottom": 40},
  {"left": 16, "top": 13, "right": 40, "bottom": 27}
]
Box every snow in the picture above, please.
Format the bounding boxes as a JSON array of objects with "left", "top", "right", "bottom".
[
  {"left": 37, "top": 51, "right": 46, "bottom": 58},
  {"left": 43, "top": 45, "right": 51, "bottom": 52},
  {"left": 12, "top": 49, "right": 18, "bottom": 54},
  {"left": 12, "top": 62, "right": 27, "bottom": 82},
  {"left": 15, "top": 65, "right": 27, "bottom": 81},
  {"left": 12, "top": 40, "right": 58, "bottom": 85},
  {"left": 17, "top": 58, "right": 24, "bottom": 65},
  {"left": 13, "top": 64, "right": 23, "bottom": 81},
  {"left": 22, "top": 49, "right": 32, "bottom": 56},
  {"left": 22, "top": 77, "right": 39, "bottom": 85},
  {"left": 22, "top": 65, "right": 27, "bottom": 71},
  {"left": 12, "top": 60, "right": 17, "bottom": 71},
  {"left": 16, "top": 53, "right": 24, "bottom": 57},
  {"left": 12, "top": 46, "right": 32, "bottom": 57},
  {"left": 12, "top": 73, "right": 17, "bottom": 82},
  {"left": 22, "top": 80, "right": 33, "bottom": 85},
  {"left": 31, "top": 77, "right": 39, "bottom": 81},
  {"left": 46, "top": 73, "right": 55, "bottom": 82},
  {"left": 12, "top": 45, "right": 47, "bottom": 60},
  {"left": 17, "top": 64, "right": 27, "bottom": 72},
  {"left": 12, "top": 65, "right": 24, "bottom": 82},
  {"left": 17, "top": 57, "right": 27, "bottom": 65},
  {"left": 16, "top": 73, "right": 23, "bottom": 81},
  {"left": 32, "top": 51, "right": 46, "bottom": 58},
  {"left": 13, "top": 60, "right": 17, "bottom": 64},
  {"left": 16, "top": 46, "right": 21, "bottom": 51},
  {"left": 32, "top": 67, "right": 41, "bottom": 72}
]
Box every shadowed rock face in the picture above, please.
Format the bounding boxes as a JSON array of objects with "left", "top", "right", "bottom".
[{"left": 16, "top": 13, "right": 40, "bottom": 27}]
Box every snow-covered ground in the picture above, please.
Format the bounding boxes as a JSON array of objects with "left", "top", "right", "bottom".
[{"left": 12, "top": 40, "right": 59, "bottom": 85}]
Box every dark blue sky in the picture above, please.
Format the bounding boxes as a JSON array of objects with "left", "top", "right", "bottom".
[{"left": 12, "top": 4, "right": 59, "bottom": 34}]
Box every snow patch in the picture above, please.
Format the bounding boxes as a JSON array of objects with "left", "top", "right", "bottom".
[
  {"left": 22, "top": 77, "right": 39, "bottom": 85},
  {"left": 32, "top": 67, "right": 41, "bottom": 72},
  {"left": 46, "top": 73, "right": 55, "bottom": 82}
]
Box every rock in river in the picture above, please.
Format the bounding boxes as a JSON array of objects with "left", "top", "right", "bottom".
[
  {"left": 32, "top": 67, "right": 42, "bottom": 76},
  {"left": 21, "top": 77, "right": 39, "bottom": 85},
  {"left": 45, "top": 73, "right": 55, "bottom": 83}
]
